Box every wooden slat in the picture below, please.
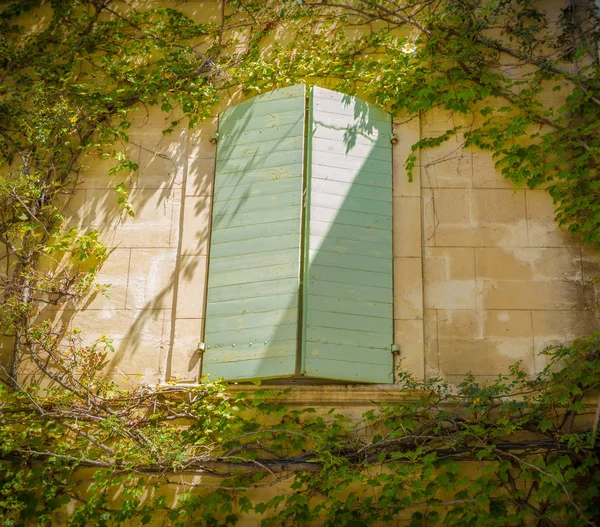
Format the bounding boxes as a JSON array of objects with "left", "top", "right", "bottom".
[
  {"left": 212, "top": 189, "right": 300, "bottom": 216},
  {"left": 209, "top": 234, "right": 299, "bottom": 258},
  {"left": 211, "top": 219, "right": 299, "bottom": 242},
  {"left": 304, "top": 356, "right": 393, "bottom": 383},
  {"left": 311, "top": 112, "right": 387, "bottom": 140},
  {"left": 218, "top": 120, "right": 304, "bottom": 148},
  {"left": 311, "top": 87, "right": 391, "bottom": 122},
  {"left": 302, "top": 86, "right": 393, "bottom": 383},
  {"left": 310, "top": 206, "right": 392, "bottom": 231},
  {"left": 215, "top": 164, "right": 302, "bottom": 190},
  {"left": 305, "top": 340, "right": 391, "bottom": 362},
  {"left": 203, "top": 339, "right": 298, "bottom": 365},
  {"left": 309, "top": 234, "right": 392, "bottom": 259},
  {"left": 306, "top": 294, "right": 393, "bottom": 319},
  {"left": 212, "top": 205, "right": 301, "bottom": 230},
  {"left": 306, "top": 278, "right": 390, "bottom": 306},
  {"left": 308, "top": 249, "right": 391, "bottom": 274},
  {"left": 216, "top": 149, "right": 303, "bottom": 175},
  {"left": 217, "top": 134, "right": 304, "bottom": 162},
  {"left": 210, "top": 249, "right": 300, "bottom": 273},
  {"left": 204, "top": 326, "right": 298, "bottom": 350},
  {"left": 312, "top": 138, "right": 392, "bottom": 161},
  {"left": 207, "top": 278, "right": 299, "bottom": 303},
  {"left": 310, "top": 192, "right": 393, "bottom": 216},
  {"left": 206, "top": 293, "right": 297, "bottom": 317},
  {"left": 209, "top": 263, "right": 300, "bottom": 288},
  {"left": 218, "top": 110, "right": 303, "bottom": 136},
  {"left": 203, "top": 86, "right": 305, "bottom": 381},
  {"left": 312, "top": 126, "right": 391, "bottom": 148},
  {"left": 311, "top": 176, "right": 391, "bottom": 200},
  {"left": 206, "top": 309, "right": 298, "bottom": 334},
  {"left": 204, "top": 352, "right": 297, "bottom": 381},
  {"left": 308, "top": 265, "right": 391, "bottom": 289},
  {"left": 307, "top": 310, "right": 390, "bottom": 334},
  {"left": 310, "top": 220, "right": 390, "bottom": 245},
  {"left": 214, "top": 178, "right": 301, "bottom": 203},
  {"left": 312, "top": 150, "right": 391, "bottom": 174}
]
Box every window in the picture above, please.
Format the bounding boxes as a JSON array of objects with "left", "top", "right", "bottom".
[{"left": 202, "top": 85, "right": 393, "bottom": 383}]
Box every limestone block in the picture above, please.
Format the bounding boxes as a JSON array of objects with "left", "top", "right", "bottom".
[
  {"left": 78, "top": 144, "right": 140, "bottom": 190},
  {"left": 168, "top": 318, "right": 203, "bottom": 383},
  {"left": 79, "top": 144, "right": 183, "bottom": 191},
  {"left": 126, "top": 112, "right": 187, "bottom": 150},
  {"left": 532, "top": 310, "right": 599, "bottom": 371},
  {"left": 483, "top": 310, "right": 533, "bottom": 338},
  {"left": 393, "top": 155, "right": 421, "bottom": 197},
  {"left": 437, "top": 309, "right": 481, "bottom": 339},
  {"left": 438, "top": 332, "right": 535, "bottom": 376},
  {"left": 438, "top": 309, "right": 532, "bottom": 339},
  {"left": 582, "top": 246, "right": 600, "bottom": 308},
  {"left": 477, "top": 279, "right": 583, "bottom": 310},
  {"left": 432, "top": 188, "right": 528, "bottom": 247},
  {"left": 84, "top": 248, "right": 130, "bottom": 310},
  {"left": 168, "top": 1, "right": 222, "bottom": 25},
  {"left": 423, "top": 309, "right": 439, "bottom": 378},
  {"left": 423, "top": 247, "right": 477, "bottom": 309},
  {"left": 85, "top": 188, "right": 177, "bottom": 248},
  {"left": 421, "top": 108, "right": 480, "bottom": 137},
  {"left": 126, "top": 248, "right": 178, "bottom": 310},
  {"left": 67, "top": 308, "right": 166, "bottom": 381},
  {"left": 186, "top": 157, "right": 215, "bottom": 197},
  {"left": 392, "top": 196, "right": 421, "bottom": 257},
  {"left": 421, "top": 108, "right": 458, "bottom": 133},
  {"left": 474, "top": 188, "right": 527, "bottom": 223},
  {"left": 475, "top": 247, "right": 582, "bottom": 282},
  {"left": 392, "top": 118, "right": 421, "bottom": 197},
  {"left": 393, "top": 319, "right": 425, "bottom": 380},
  {"left": 526, "top": 189, "right": 580, "bottom": 247},
  {"left": 180, "top": 196, "right": 212, "bottom": 256},
  {"left": 393, "top": 257, "right": 423, "bottom": 320},
  {"left": 0, "top": 336, "right": 14, "bottom": 373},
  {"left": 472, "top": 150, "right": 512, "bottom": 189},
  {"left": 175, "top": 256, "right": 208, "bottom": 319},
  {"left": 421, "top": 136, "right": 473, "bottom": 189},
  {"left": 135, "top": 147, "right": 183, "bottom": 189},
  {"left": 422, "top": 188, "right": 436, "bottom": 246},
  {"left": 188, "top": 116, "right": 219, "bottom": 159},
  {"left": 58, "top": 189, "right": 87, "bottom": 229}
]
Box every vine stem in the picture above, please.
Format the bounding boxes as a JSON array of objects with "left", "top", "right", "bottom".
[{"left": 496, "top": 449, "right": 597, "bottom": 527}]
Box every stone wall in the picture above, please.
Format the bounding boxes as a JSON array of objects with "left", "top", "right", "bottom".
[{"left": 19, "top": 0, "right": 599, "bottom": 387}]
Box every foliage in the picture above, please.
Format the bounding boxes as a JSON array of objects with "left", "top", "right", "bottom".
[
  {"left": 0, "top": 333, "right": 599, "bottom": 525},
  {"left": 0, "top": 0, "right": 600, "bottom": 525}
]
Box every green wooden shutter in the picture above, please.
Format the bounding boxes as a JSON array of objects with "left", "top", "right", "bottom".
[
  {"left": 301, "top": 87, "right": 394, "bottom": 383},
  {"left": 202, "top": 85, "right": 305, "bottom": 380}
]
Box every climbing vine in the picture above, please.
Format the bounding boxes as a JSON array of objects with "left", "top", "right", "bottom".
[{"left": 0, "top": 0, "right": 599, "bottom": 525}]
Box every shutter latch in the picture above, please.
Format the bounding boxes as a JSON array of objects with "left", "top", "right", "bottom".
[{"left": 210, "top": 132, "right": 219, "bottom": 144}]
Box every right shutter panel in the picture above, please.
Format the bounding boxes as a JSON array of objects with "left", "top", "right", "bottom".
[
  {"left": 202, "top": 85, "right": 305, "bottom": 381},
  {"left": 302, "top": 87, "right": 394, "bottom": 383}
]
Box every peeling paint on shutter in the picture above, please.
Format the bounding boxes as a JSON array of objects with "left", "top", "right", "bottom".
[
  {"left": 302, "top": 87, "right": 393, "bottom": 383},
  {"left": 202, "top": 85, "right": 305, "bottom": 381}
]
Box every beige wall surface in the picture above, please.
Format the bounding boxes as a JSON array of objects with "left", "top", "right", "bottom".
[{"left": 39, "top": 0, "right": 599, "bottom": 387}]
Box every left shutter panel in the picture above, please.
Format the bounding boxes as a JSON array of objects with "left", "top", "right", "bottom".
[{"left": 202, "top": 85, "right": 306, "bottom": 381}]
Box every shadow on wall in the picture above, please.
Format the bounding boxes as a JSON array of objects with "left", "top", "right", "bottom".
[{"left": 14, "top": 110, "right": 191, "bottom": 384}]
